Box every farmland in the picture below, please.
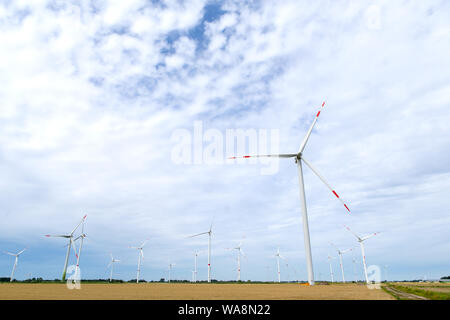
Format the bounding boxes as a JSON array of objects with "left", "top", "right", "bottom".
[{"left": 0, "top": 283, "right": 393, "bottom": 300}]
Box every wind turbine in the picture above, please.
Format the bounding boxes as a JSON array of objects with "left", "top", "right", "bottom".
[
  {"left": 168, "top": 263, "right": 176, "bottom": 283},
  {"left": 274, "top": 247, "right": 286, "bottom": 283},
  {"left": 108, "top": 253, "right": 120, "bottom": 282},
  {"left": 129, "top": 239, "right": 148, "bottom": 283},
  {"left": 345, "top": 225, "right": 379, "bottom": 284},
  {"left": 226, "top": 241, "right": 246, "bottom": 281},
  {"left": 45, "top": 215, "right": 86, "bottom": 281},
  {"left": 192, "top": 250, "right": 205, "bottom": 282},
  {"left": 331, "top": 243, "right": 352, "bottom": 282},
  {"left": 229, "top": 101, "right": 351, "bottom": 285},
  {"left": 189, "top": 221, "right": 213, "bottom": 283},
  {"left": 3, "top": 248, "right": 27, "bottom": 282},
  {"left": 327, "top": 255, "right": 335, "bottom": 283},
  {"left": 72, "top": 216, "right": 87, "bottom": 281}
]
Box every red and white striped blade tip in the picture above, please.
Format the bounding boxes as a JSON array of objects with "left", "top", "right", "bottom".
[
  {"left": 331, "top": 190, "right": 351, "bottom": 212},
  {"left": 316, "top": 102, "right": 326, "bottom": 117},
  {"left": 228, "top": 156, "right": 252, "bottom": 159}
]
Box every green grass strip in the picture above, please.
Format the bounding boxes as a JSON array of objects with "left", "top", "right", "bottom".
[{"left": 391, "top": 284, "right": 450, "bottom": 300}]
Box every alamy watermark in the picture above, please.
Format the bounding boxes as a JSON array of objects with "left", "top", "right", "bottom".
[
  {"left": 171, "top": 121, "right": 280, "bottom": 175},
  {"left": 66, "top": 265, "right": 81, "bottom": 290},
  {"left": 367, "top": 265, "right": 381, "bottom": 289}
]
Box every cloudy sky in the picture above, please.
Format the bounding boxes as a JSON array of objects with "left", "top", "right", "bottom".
[{"left": 1, "top": 0, "right": 449, "bottom": 282}]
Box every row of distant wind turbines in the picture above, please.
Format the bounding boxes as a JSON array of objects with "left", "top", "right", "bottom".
[
  {"left": 4, "top": 101, "right": 380, "bottom": 285},
  {"left": 3, "top": 213, "right": 377, "bottom": 284}
]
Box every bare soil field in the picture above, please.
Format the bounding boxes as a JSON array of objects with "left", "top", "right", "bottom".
[{"left": 0, "top": 283, "right": 393, "bottom": 300}]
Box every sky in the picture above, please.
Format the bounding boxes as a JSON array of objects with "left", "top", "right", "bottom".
[{"left": 0, "top": 0, "right": 449, "bottom": 282}]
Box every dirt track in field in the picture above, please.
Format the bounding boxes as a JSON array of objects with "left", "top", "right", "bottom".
[
  {"left": 0, "top": 283, "right": 393, "bottom": 300},
  {"left": 383, "top": 286, "right": 428, "bottom": 300}
]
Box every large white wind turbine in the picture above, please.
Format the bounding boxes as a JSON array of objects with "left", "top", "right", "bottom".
[
  {"left": 274, "top": 247, "right": 286, "bottom": 283},
  {"left": 45, "top": 215, "right": 87, "bottom": 281},
  {"left": 3, "top": 248, "right": 27, "bottom": 282},
  {"left": 331, "top": 243, "right": 352, "bottom": 282},
  {"left": 226, "top": 241, "right": 246, "bottom": 281},
  {"left": 189, "top": 221, "right": 213, "bottom": 283},
  {"left": 108, "top": 253, "right": 120, "bottom": 282},
  {"left": 345, "top": 225, "right": 379, "bottom": 284},
  {"left": 327, "top": 255, "right": 335, "bottom": 283},
  {"left": 129, "top": 239, "right": 148, "bottom": 283},
  {"left": 229, "top": 102, "right": 351, "bottom": 285}
]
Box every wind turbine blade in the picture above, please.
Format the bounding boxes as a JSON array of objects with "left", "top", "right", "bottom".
[
  {"left": 298, "top": 102, "right": 325, "bottom": 153},
  {"left": 189, "top": 231, "right": 209, "bottom": 238},
  {"left": 341, "top": 248, "right": 352, "bottom": 254},
  {"left": 344, "top": 225, "right": 361, "bottom": 240},
  {"left": 71, "top": 240, "right": 79, "bottom": 260},
  {"left": 3, "top": 251, "right": 15, "bottom": 256},
  {"left": 361, "top": 232, "right": 380, "bottom": 241},
  {"left": 240, "top": 248, "right": 246, "bottom": 257},
  {"left": 17, "top": 248, "right": 27, "bottom": 256},
  {"left": 70, "top": 214, "right": 87, "bottom": 235},
  {"left": 110, "top": 253, "right": 113, "bottom": 260},
  {"left": 228, "top": 154, "right": 297, "bottom": 159},
  {"left": 301, "top": 156, "right": 350, "bottom": 212},
  {"left": 45, "top": 234, "right": 70, "bottom": 238}
]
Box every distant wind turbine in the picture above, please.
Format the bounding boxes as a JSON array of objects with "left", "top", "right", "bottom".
[
  {"left": 3, "top": 248, "right": 27, "bottom": 282},
  {"left": 189, "top": 221, "right": 213, "bottom": 282},
  {"left": 274, "top": 247, "right": 286, "bottom": 283},
  {"left": 45, "top": 215, "right": 86, "bottom": 281},
  {"left": 129, "top": 239, "right": 148, "bottom": 283},
  {"left": 331, "top": 243, "right": 352, "bottom": 282},
  {"left": 229, "top": 101, "right": 351, "bottom": 285},
  {"left": 226, "top": 240, "right": 246, "bottom": 281},
  {"left": 345, "top": 225, "right": 379, "bottom": 284},
  {"left": 108, "top": 253, "right": 120, "bottom": 282},
  {"left": 327, "top": 255, "right": 335, "bottom": 283}
]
